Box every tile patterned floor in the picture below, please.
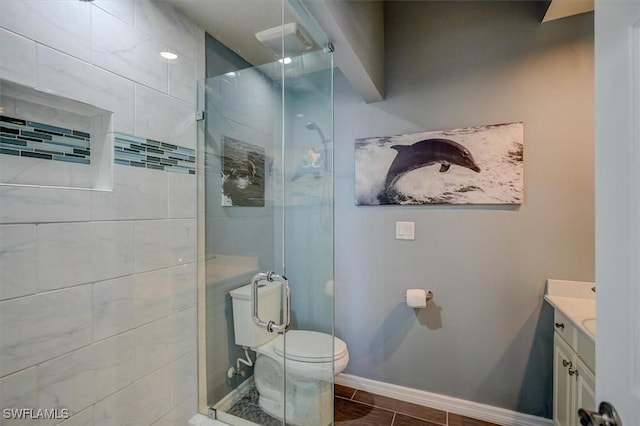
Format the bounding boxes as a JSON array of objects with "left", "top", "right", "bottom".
[
  {"left": 335, "top": 384, "right": 501, "bottom": 426},
  {"left": 222, "top": 382, "right": 501, "bottom": 426}
]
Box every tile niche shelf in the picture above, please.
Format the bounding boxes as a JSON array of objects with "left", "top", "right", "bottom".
[{"left": 0, "top": 79, "right": 113, "bottom": 190}]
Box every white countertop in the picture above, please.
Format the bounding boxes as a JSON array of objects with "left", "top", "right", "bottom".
[{"left": 545, "top": 279, "right": 596, "bottom": 342}]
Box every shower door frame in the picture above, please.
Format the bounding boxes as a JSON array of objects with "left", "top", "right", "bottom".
[{"left": 196, "top": 45, "right": 335, "bottom": 425}]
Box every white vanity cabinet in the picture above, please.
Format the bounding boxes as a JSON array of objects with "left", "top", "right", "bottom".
[{"left": 552, "top": 310, "right": 596, "bottom": 426}]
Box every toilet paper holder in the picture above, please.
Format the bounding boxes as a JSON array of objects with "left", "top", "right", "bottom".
[{"left": 403, "top": 289, "right": 434, "bottom": 302}]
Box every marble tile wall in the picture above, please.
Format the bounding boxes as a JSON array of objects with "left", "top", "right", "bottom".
[{"left": 0, "top": 0, "right": 204, "bottom": 424}]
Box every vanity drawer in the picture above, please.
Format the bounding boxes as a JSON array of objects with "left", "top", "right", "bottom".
[
  {"left": 577, "top": 329, "right": 595, "bottom": 373},
  {"left": 554, "top": 310, "right": 576, "bottom": 349}
]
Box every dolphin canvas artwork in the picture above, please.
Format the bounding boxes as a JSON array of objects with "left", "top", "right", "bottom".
[
  {"left": 221, "top": 136, "right": 266, "bottom": 207},
  {"left": 355, "top": 122, "right": 524, "bottom": 205}
]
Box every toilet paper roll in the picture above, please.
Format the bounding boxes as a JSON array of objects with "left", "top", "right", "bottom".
[{"left": 406, "top": 289, "right": 428, "bottom": 308}]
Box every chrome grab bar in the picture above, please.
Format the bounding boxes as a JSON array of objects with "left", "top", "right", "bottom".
[{"left": 251, "top": 271, "right": 290, "bottom": 333}]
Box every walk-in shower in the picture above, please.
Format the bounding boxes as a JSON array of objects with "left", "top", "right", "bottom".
[{"left": 195, "top": 2, "right": 336, "bottom": 424}]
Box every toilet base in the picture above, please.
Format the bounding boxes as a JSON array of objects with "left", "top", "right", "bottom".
[{"left": 254, "top": 355, "right": 333, "bottom": 426}]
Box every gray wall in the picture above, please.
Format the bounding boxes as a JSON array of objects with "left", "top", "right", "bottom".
[
  {"left": 203, "top": 69, "right": 277, "bottom": 270},
  {"left": 334, "top": 2, "right": 594, "bottom": 418}
]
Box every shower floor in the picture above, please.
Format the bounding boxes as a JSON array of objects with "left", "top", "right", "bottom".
[{"left": 224, "top": 382, "right": 290, "bottom": 426}]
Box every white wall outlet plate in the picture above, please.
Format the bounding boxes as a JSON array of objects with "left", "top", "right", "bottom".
[{"left": 395, "top": 221, "right": 415, "bottom": 240}]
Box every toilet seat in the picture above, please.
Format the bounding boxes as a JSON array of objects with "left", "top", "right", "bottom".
[
  {"left": 254, "top": 329, "right": 350, "bottom": 379},
  {"left": 272, "top": 330, "right": 348, "bottom": 363}
]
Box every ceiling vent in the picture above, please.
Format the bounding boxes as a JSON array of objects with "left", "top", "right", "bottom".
[{"left": 255, "top": 22, "right": 314, "bottom": 56}]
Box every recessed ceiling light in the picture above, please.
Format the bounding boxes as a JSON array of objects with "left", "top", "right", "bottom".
[
  {"left": 278, "top": 57, "right": 292, "bottom": 65},
  {"left": 224, "top": 72, "right": 237, "bottom": 77},
  {"left": 160, "top": 51, "right": 178, "bottom": 60},
  {"left": 296, "top": 114, "right": 304, "bottom": 118}
]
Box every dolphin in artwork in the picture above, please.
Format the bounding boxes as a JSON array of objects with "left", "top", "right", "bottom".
[{"left": 384, "top": 138, "right": 481, "bottom": 191}]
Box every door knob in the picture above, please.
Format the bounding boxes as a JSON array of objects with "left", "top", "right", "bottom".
[{"left": 578, "top": 401, "right": 622, "bottom": 426}]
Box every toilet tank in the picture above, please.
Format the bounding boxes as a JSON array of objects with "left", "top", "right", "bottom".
[{"left": 229, "top": 280, "right": 282, "bottom": 348}]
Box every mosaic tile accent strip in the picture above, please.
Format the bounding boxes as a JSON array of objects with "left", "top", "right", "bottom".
[
  {"left": 114, "top": 133, "right": 196, "bottom": 174},
  {"left": 0, "top": 115, "right": 91, "bottom": 164}
]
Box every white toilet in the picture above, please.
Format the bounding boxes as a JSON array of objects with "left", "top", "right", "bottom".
[{"left": 230, "top": 280, "right": 349, "bottom": 426}]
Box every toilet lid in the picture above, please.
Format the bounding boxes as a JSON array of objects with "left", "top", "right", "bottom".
[{"left": 273, "top": 330, "right": 347, "bottom": 363}]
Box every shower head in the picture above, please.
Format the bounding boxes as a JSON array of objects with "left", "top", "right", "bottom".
[{"left": 305, "top": 121, "right": 326, "bottom": 144}]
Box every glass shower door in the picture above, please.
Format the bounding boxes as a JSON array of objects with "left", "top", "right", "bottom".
[{"left": 198, "top": 47, "right": 334, "bottom": 425}]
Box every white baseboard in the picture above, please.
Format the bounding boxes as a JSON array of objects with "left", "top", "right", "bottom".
[{"left": 335, "top": 373, "right": 552, "bottom": 426}]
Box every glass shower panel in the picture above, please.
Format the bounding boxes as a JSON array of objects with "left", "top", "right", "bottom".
[
  {"left": 202, "top": 61, "right": 282, "bottom": 421},
  {"left": 280, "top": 49, "right": 335, "bottom": 426},
  {"left": 200, "top": 47, "right": 333, "bottom": 426}
]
